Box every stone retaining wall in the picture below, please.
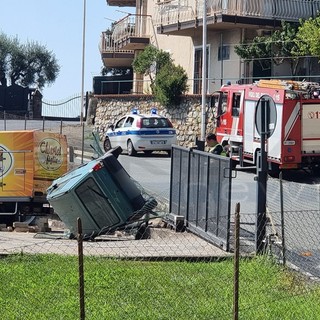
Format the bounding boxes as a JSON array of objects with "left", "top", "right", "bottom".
[{"left": 92, "top": 94, "right": 216, "bottom": 148}]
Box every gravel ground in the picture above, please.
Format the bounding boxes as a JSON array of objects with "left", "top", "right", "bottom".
[{"left": 49, "top": 123, "right": 99, "bottom": 152}]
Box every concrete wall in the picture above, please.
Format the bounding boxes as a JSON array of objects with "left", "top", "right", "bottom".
[{"left": 93, "top": 94, "right": 216, "bottom": 148}]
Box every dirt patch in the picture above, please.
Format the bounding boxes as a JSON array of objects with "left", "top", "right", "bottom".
[{"left": 48, "top": 123, "right": 100, "bottom": 153}]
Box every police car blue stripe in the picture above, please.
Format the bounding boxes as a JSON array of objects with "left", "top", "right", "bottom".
[{"left": 107, "top": 129, "right": 176, "bottom": 137}]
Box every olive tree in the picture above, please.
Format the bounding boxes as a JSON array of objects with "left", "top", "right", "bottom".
[{"left": 0, "top": 32, "right": 60, "bottom": 89}]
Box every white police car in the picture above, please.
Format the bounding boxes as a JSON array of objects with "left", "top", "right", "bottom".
[{"left": 103, "top": 109, "right": 177, "bottom": 156}]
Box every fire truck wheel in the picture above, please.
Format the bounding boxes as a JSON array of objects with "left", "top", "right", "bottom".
[
  {"left": 268, "top": 163, "right": 280, "bottom": 178},
  {"left": 313, "top": 167, "right": 320, "bottom": 176}
]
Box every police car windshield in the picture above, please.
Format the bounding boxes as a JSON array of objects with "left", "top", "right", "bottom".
[{"left": 141, "top": 117, "right": 171, "bottom": 128}]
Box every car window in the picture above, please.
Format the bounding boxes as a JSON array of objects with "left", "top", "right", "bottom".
[
  {"left": 115, "top": 117, "right": 126, "bottom": 129},
  {"left": 141, "top": 117, "right": 170, "bottom": 128},
  {"left": 124, "top": 116, "right": 134, "bottom": 128}
]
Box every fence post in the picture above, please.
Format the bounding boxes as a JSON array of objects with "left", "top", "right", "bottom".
[
  {"left": 279, "top": 172, "right": 286, "bottom": 266},
  {"left": 233, "top": 202, "right": 240, "bottom": 320},
  {"left": 81, "top": 122, "right": 85, "bottom": 164},
  {"left": 77, "top": 218, "right": 85, "bottom": 320}
]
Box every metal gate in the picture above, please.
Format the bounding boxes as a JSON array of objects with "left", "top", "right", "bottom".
[{"left": 170, "top": 146, "right": 232, "bottom": 251}]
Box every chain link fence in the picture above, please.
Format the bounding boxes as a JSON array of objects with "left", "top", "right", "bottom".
[
  {"left": 1, "top": 116, "right": 320, "bottom": 319},
  {"left": 1, "top": 190, "right": 320, "bottom": 319}
]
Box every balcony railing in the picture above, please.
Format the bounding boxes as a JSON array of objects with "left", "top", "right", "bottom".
[
  {"left": 100, "top": 14, "right": 153, "bottom": 67},
  {"left": 111, "top": 14, "right": 152, "bottom": 44},
  {"left": 154, "top": 0, "right": 320, "bottom": 27},
  {"left": 106, "top": 0, "right": 136, "bottom": 6},
  {"left": 99, "top": 32, "right": 134, "bottom": 54}
]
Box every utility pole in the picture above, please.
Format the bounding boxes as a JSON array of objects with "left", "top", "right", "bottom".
[
  {"left": 80, "top": 0, "right": 86, "bottom": 124},
  {"left": 199, "top": 0, "right": 207, "bottom": 150},
  {"left": 255, "top": 98, "right": 269, "bottom": 253}
]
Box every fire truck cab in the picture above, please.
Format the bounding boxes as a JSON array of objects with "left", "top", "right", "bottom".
[{"left": 213, "top": 79, "right": 320, "bottom": 174}]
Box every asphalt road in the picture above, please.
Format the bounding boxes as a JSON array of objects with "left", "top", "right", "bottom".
[
  {"left": 2, "top": 120, "right": 320, "bottom": 277},
  {"left": 118, "top": 153, "right": 171, "bottom": 200}
]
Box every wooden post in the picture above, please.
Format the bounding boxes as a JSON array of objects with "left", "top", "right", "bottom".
[
  {"left": 77, "top": 218, "right": 85, "bottom": 320},
  {"left": 233, "top": 202, "right": 240, "bottom": 320}
]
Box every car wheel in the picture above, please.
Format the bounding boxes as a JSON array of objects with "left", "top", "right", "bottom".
[
  {"left": 103, "top": 137, "right": 112, "bottom": 152},
  {"left": 127, "top": 140, "right": 137, "bottom": 156}
]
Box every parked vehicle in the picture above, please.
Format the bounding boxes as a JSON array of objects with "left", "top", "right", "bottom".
[
  {"left": 0, "top": 130, "right": 68, "bottom": 225},
  {"left": 103, "top": 109, "right": 177, "bottom": 156},
  {"left": 213, "top": 79, "right": 320, "bottom": 175},
  {"left": 46, "top": 146, "right": 159, "bottom": 240}
]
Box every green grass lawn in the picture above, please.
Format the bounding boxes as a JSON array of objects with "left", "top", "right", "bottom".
[{"left": 0, "top": 254, "right": 319, "bottom": 320}]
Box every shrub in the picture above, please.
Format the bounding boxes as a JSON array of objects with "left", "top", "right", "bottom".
[{"left": 154, "top": 63, "right": 188, "bottom": 107}]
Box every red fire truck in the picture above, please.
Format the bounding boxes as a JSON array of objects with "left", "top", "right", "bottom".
[{"left": 213, "top": 79, "right": 320, "bottom": 174}]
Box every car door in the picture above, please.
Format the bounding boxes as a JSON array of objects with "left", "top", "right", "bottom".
[
  {"left": 109, "top": 116, "right": 127, "bottom": 149},
  {"left": 122, "top": 116, "right": 135, "bottom": 149}
]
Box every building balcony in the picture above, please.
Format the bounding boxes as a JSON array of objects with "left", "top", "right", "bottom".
[
  {"left": 106, "top": 0, "right": 136, "bottom": 7},
  {"left": 154, "top": 0, "right": 320, "bottom": 35},
  {"left": 100, "top": 14, "right": 152, "bottom": 68},
  {"left": 111, "top": 14, "right": 151, "bottom": 50},
  {"left": 100, "top": 32, "right": 135, "bottom": 68}
]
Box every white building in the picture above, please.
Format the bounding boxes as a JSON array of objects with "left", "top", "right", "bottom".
[{"left": 100, "top": 0, "right": 320, "bottom": 94}]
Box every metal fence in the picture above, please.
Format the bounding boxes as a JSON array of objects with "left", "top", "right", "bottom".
[
  {"left": 170, "top": 146, "right": 232, "bottom": 251},
  {"left": 154, "top": 0, "right": 320, "bottom": 26},
  {"left": 1, "top": 204, "right": 320, "bottom": 319},
  {"left": 1, "top": 129, "right": 320, "bottom": 319},
  {"left": 267, "top": 177, "right": 320, "bottom": 277},
  {"left": 42, "top": 93, "right": 84, "bottom": 119}
]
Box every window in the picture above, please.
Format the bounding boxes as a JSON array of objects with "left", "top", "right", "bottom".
[
  {"left": 141, "top": 117, "right": 170, "bottom": 128},
  {"left": 115, "top": 117, "right": 126, "bottom": 129},
  {"left": 221, "top": 92, "right": 228, "bottom": 114},
  {"left": 212, "top": 92, "right": 228, "bottom": 117},
  {"left": 193, "top": 46, "right": 209, "bottom": 94},
  {"left": 124, "top": 116, "right": 134, "bottom": 127},
  {"left": 218, "top": 45, "right": 230, "bottom": 61},
  {"left": 232, "top": 93, "right": 241, "bottom": 117}
]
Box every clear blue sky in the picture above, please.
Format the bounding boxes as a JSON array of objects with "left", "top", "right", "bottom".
[{"left": 0, "top": 0, "right": 134, "bottom": 101}]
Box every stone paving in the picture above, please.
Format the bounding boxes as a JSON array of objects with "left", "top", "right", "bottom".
[{"left": 0, "top": 227, "right": 232, "bottom": 259}]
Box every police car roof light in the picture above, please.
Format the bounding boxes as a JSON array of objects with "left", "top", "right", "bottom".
[
  {"left": 132, "top": 108, "right": 139, "bottom": 114},
  {"left": 151, "top": 108, "right": 157, "bottom": 115}
]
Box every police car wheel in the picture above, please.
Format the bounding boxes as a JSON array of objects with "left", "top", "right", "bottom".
[
  {"left": 127, "top": 140, "right": 137, "bottom": 156},
  {"left": 103, "top": 137, "right": 111, "bottom": 152}
]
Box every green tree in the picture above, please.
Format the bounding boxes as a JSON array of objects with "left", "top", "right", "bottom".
[
  {"left": 154, "top": 63, "right": 188, "bottom": 106},
  {"left": 132, "top": 45, "right": 188, "bottom": 106},
  {"left": 132, "top": 45, "right": 171, "bottom": 93},
  {"left": 234, "top": 21, "right": 302, "bottom": 76},
  {"left": 294, "top": 15, "right": 320, "bottom": 58},
  {"left": 0, "top": 33, "right": 60, "bottom": 89},
  {"left": 234, "top": 35, "right": 273, "bottom": 71}
]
